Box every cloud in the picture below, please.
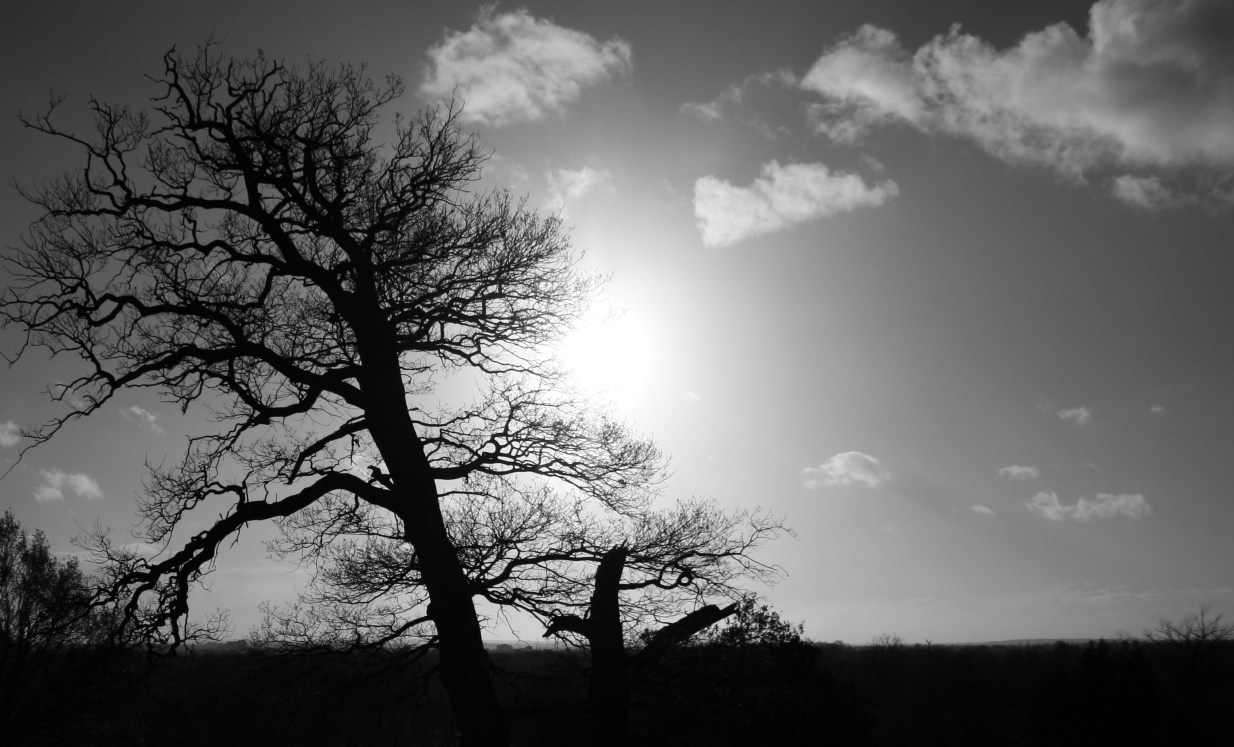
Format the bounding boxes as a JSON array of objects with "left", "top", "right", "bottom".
[
  {"left": 120, "top": 405, "right": 166, "bottom": 437},
  {"left": 421, "top": 6, "right": 632, "bottom": 127},
  {"left": 35, "top": 469, "right": 103, "bottom": 503},
  {"left": 971, "top": 504, "right": 996, "bottom": 516},
  {"left": 804, "top": 451, "right": 891, "bottom": 489},
  {"left": 991, "top": 582, "right": 1166, "bottom": 610},
  {"left": 801, "top": 0, "right": 1234, "bottom": 201},
  {"left": 546, "top": 166, "right": 613, "bottom": 212},
  {"left": 683, "top": 390, "right": 702, "bottom": 403},
  {"left": 801, "top": 25, "right": 927, "bottom": 142},
  {"left": 694, "top": 161, "right": 898, "bottom": 247},
  {"left": 0, "top": 421, "right": 20, "bottom": 448},
  {"left": 121, "top": 542, "right": 161, "bottom": 558},
  {"left": 1149, "top": 403, "right": 1168, "bottom": 415},
  {"left": 1057, "top": 406, "right": 1092, "bottom": 425},
  {"left": 683, "top": 69, "right": 798, "bottom": 136},
  {"left": 1026, "top": 491, "right": 1151, "bottom": 521},
  {"left": 1057, "top": 581, "right": 1161, "bottom": 606},
  {"left": 998, "top": 465, "right": 1040, "bottom": 480},
  {"left": 1111, "top": 174, "right": 1182, "bottom": 209}
]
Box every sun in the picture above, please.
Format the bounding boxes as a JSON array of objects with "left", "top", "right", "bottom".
[{"left": 554, "top": 303, "right": 654, "bottom": 408}]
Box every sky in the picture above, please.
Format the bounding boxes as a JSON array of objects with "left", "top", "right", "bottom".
[{"left": 2, "top": 0, "right": 1233, "bottom": 644}]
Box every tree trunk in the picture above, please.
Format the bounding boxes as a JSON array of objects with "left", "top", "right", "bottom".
[
  {"left": 360, "top": 350, "right": 508, "bottom": 746},
  {"left": 372, "top": 472, "right": 508, "bottom": 746},
  {"left": 410, "top": 504, "right": 508, "bottom": 746},
  {"left": 587, "top": 546, "right": 630, "bottom": 747}
]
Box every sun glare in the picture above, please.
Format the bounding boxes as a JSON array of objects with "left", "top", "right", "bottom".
[{"left": 555, "top": 304, "right": 654, "bottom": 408}]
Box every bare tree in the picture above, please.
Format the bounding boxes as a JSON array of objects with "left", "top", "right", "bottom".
[
  {"left": 1143, "top": 601, "right": 1234, "bottom": 718},
  {"left": 868, "top": 632, "right": 905, "bottom": 649},
  {"left": 1144, "top": 602, "right": 1234, "bottom": 652},
  {"left": 2, "top": 44, "right": 670, "bottom": 745}
]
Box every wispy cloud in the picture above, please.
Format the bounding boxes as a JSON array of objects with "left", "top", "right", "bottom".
[
  {"left": 694, "top": 161, "right": 897, "bottom": 247},
  {"left": 682, "top": 69, "right": 797, "bottom": 136},
  {"left": 1057, "top": 581, "right": 1162, "bottom": 606},
  {"left": 801, "top": 0, "right": 1234, "bottom": 203},
  {"left": 1111, "top": 175, "right": 1183, "bottom": 209},
  {"left": 1149, "top": 403, "right": 1168, "bottom": 416},
  {"left": 421, "top": 6, "right": 632, "bottom": 128},
  {"left": 970, "top": 504, "right": 996, "bottom": 516},
  {"left": 122, "top": 542, "right": 161, "bottom": 558},
  {"left": 1057, "top": 406, "right": 1092, "bottom": 425},
  {"left": 545, "top": 166, "right": 613, "bottom": 213},
  {"left": 0, "top": 421, "right": 20, "bottom": 448},
  {"left": 120, "top": 405, "right": 166, "bottom": 437},
  {"left": 989, "top": 581, "right": 1165, "bottom": 610},
  {"left": 804, "top": 451, "right": 891, "bottom": 489},
  {"left": 35, "top": 469, "right": 103, "bottom": 503},
  {"left": 1026, "top": 491, "right": 1151, "bottom": 522},
  {"left": 998, "top": 465, "right": 1040, "bottom": 481}
]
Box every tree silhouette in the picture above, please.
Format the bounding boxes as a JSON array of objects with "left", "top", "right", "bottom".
[
  {"left": 1, "top": 44, "right": 672, "bottom": 745},
  {"left": 0, "top": 511, "right": 120, "bottom": 745}
]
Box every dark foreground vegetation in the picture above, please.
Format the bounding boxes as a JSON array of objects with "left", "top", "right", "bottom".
[{"left": 6, "top": 633, "right": 1232, "bottom": 745}]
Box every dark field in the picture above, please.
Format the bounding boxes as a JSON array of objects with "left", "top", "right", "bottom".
[{"left": 7, "top": 637, "right": 1232, "bottom": 746}]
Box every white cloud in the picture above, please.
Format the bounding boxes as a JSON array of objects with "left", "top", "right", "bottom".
[
  {"left": 0, "top": 421, "right": 20, "bottom": 448},
  {"left": 546, "top": 166, "right": 613, "bottom": 212},
  {"left": 1111, "top": 174, "right": 1181, "bottom": 209},
  {"left": 804, "top": 451, "right": 891, "bottom": 489},
  {"left": 801, "top": 0, "right": 1234, "bottom": 201},
  {"left": 683, "top": 390, "right": 702, "bottom": 403},
  {"left": 998, "top": 465, "right": 1040, "bottom": 480},
  {"left": 421, "top": 7, "right": 632, "bottom": 128},
  {"left": 35, "top": 469, "right": 103, "bottom": 503},
  {"left": 971, "top": 504, "right": 996, "bottom": 516},
  {"left": 1057, "top": 406, "right": 1092, "bottom": 425},
  {"left": 1026, "top": 491, "right": 1152, "bottom": 521},
  {"left": 802, "top": 25, "right": 927, "bottom": 142},
  {"left": 1149, "top": 403, "right": 1168, "bottom": 416},
  {"left": 120, "top": 405, "right": 166, "bottom": 437},
  {"left": 694, "top": 161, "right": 898, "bottom": 247},
  {"left": 33, "top": 485, "right": 63, "bottom": 504}
]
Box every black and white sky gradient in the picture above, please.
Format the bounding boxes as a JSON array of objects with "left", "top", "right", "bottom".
[{"left": 2, "top": 0, "right": 1232, "bottom": 643}]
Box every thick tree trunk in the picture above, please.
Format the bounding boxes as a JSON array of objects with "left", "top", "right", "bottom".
[
  {"left": 409, "top": 503, "right": 508, "bottom": 746},
  {"left": 549, "top": 548, "right": 739, "bottom": 747},
  {"left": 360, "top": 350, "right": 508, "bottom": 746}
]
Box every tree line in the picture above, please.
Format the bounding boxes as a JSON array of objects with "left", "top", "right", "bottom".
[{"left": 3, "top": 528, "right": 1231, "bottom": 745}]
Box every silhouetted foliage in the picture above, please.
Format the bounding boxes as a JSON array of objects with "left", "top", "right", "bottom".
[
  {"left": 621, "top": 599, "right": 872, "bottom": 745},
  {"left": 699, "top": 594, "right": 805, "bottom": 647},
  {"left": 0, "top": 511, "right": 124, "bottom": 745}
]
